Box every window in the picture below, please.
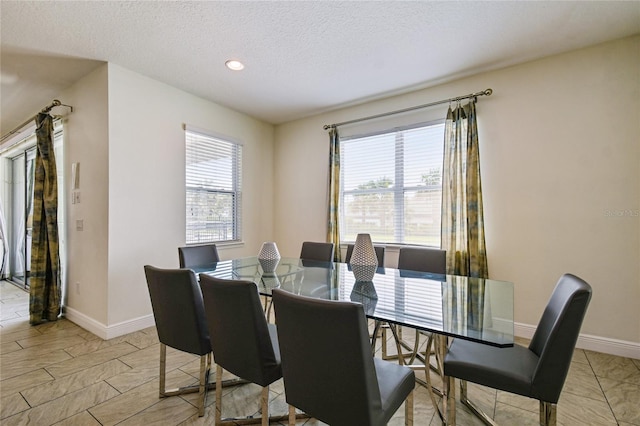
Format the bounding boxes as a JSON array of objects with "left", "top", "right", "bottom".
[
  {"left": 340, "top": 121, "right": 444, "bottom": 246},
  {"left": 185, "top": 127, "right": 242, "bottom": 244}
]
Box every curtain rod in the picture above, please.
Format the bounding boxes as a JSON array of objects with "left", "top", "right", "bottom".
[
  {"left": 323, "top": 88, "right": 492, "bottom": 130},
  {"left": 0, "top": 99, "right": 73, "bottom": 144}
]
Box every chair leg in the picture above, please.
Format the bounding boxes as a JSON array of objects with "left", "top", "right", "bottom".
[
  {"left": 382, "top": 324, "right": 388, "bottom": 358},
  {"left": 405, "top": 389, "right": 414, "bottom": 426},
  {"left": 261, "top": 386, "right": 269, "bottom": 426},
  {"left": 540, "top": 401, "right": 557, "bottom": 426},
  {"left": 160, "top": 344, "right": 211, "bottom": 417},
  {"left": 159, "top": 343, "right": 167, "bottom": 397},
  {"left": 459, "top": 379, "right": 498, "bottom": 426},
  {"left": 288, "top": 404, "right": 296, "bottom": 426},
  {"left": 215, "top": 364, "right": 223, "bottom": 425},
  {"left": 197, "top": 353, "right": 209, "bottom": 416},
  {"left": 211, "top": 368, "right": 308, "bottom": 425},
  {"left": 446, "top": 375, "right": 456, "bottom": 426}
]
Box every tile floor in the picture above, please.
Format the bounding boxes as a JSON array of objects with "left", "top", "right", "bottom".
[{"left": 1, "top": 280, "right": 639, "bottom": 425}]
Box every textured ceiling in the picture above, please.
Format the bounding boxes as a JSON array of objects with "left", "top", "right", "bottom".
[{"left": 1, "top": 1, "right": 639, "bottom": 135}]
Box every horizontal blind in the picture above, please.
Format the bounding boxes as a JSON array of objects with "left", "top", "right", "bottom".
[
  {"left": 185, "top": 129, "right": 242, "bottom": 244},
  {"left": 340, "top": 121, "right": 444, "bottom": 246}
]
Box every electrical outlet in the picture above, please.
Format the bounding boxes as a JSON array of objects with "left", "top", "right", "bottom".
[{"left": 76, "top": 219, "right": 83, "bottom": 231}]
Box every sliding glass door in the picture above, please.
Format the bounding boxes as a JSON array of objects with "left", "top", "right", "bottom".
[
  {"left": 4, "top": 123, "right": 64, "bottom": 292},
  {"left": 9, "top": 148, "right": 36, "bottom": 288}
]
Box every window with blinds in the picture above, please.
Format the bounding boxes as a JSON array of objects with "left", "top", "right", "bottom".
[
  {"left": 340, "top": 120, "right": 444, "bottom": 246},
  {"left": 185, "top": 127, "right": 242, "bottom": 244}
]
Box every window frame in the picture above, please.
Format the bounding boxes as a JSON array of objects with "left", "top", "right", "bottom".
[
  {"left": 339, "top": 119, "right": 445, "bottom": 247},
  {"left": 184, "top": 125, "right": 243, "bottom": 245}
]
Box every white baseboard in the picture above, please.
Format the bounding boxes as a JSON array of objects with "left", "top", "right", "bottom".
[
  {"left": 64, "top": 307, "right": 155, "bottom": 340},
  {"left": 515, "top": 322, "right": 640, "bottom": 360}
]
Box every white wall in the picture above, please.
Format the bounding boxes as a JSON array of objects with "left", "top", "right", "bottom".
[
  {"left": 61, "top": 65, "right": 110, "bottom": 326},
  {"left": 62, "top": 63, "right": 275, "bottom": 337},
  {"left": 274, "top": 36, "right": 640, "bottom": 350}
]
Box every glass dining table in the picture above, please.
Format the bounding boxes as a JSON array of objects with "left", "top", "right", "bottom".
[{"left": 192, "top": 256, "right": 514, "bottom": 424}]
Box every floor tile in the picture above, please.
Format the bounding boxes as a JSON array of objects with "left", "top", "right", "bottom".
[
  {"left": 557, "top": 391, "right": 618, "bottom": 426},
  {"left": 116, "top": 396, "right": 197, "bottom": 426},
  {"left": 1, "top": 348, "right": 72, "bottom": 381},
  {"left": 45, "top": 342, "right": 138, "bottom": 378},
  {"left": 562, "top": 361, "right": 606, "bottom": 402},
  {"left": 0, "top": 326, "right": 42, "bottom": 343},
  {"left": 599, "top": 377, "right": 640, "bottom": 425},
  {"left": 21, "top": 359, "right": 131, "bottom": 407},
  {"left": 89, "top": 368, "right": 198, "bottom": 426},
  {"left": 2, "top": 381, "right": 120, "bottom": 426},
  {"left": 494, "top": 401, "right": 540, "bottom": 426},
  {"left": 586, "top": 350, "right": 640, "bottom": 385},
  {"left": 52, "top": 410, "right": 103, "bottom": 425},
  {"left": 0, "top": 368, "right": 54, "bottom": 396},
  {"left": 16, "top": 332, "right": 88, "bottom": 350},
  {"left": 0, "top": 340, "right": 22, "bottom": 355},
  {"left": 0, "top": 391, "right": 30, "bottom": 419}
]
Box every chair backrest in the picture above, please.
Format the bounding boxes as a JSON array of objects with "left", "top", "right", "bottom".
[
  {"left": 199, "top": 275, "right": 281, "bottom": 387},
  {"left": 397, "top": 247, "right": 446, "bottom": 274},
  {"left": 529, "top": 273, "right": 592, "bottom": 402},
  {"left": 272, "top": 289, "right": 382, "bottom": 425},
  {"left": 178, "top": 244, "right": 220, "bottom": 268},
  {"left": 300, "top": 241, "right": 334, "bottom": 262},
  {"left": 144, "top": 265, "right": 211, "bottom": 356},
  {"left": 345, "top": 244, "right": 385, "bottom": 267}
]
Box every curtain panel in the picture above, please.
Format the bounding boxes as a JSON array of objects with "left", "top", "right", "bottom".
[
  {"left": 30, "top": 113, "right": 61, "bottom": 324},
  {"left": 441, "top": 101, "right": 489, "bottom": 278},
  {"left": 327, "top": 127, "right": 342, "bottom": 262}
]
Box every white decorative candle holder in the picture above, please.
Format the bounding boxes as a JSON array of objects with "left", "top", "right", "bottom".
[
  {"left": 349, "top": 233, "right": 378, "bottom": 282},
  {"left": 258, "top": 242, "right": 281, "bottom": 274}
]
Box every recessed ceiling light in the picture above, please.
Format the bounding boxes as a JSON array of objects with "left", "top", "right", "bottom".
[{"left": 225, "top": 60, "right": 245, "bottom": 71}]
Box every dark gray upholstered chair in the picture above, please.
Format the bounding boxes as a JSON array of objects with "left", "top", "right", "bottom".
[
  {"left": 299, "top": 241, "right": 334, "bottom": 262},
  {"left": 200, "top": 275, "right": 293, "bottom": 425},
  {"left": 272, "top": 289, "right": 415, "bottom": 426},
  {"left": 345, "top": 244, "right": 385, "bottom": 267},
  {"left": 143, "top": 265, "right": 212, "bottom": 417},
  {"left": 178, "top": 244, "right": 220, "bottom": 268},
  {"left": 444, "top": 273, "right": 592, "bottom": 426},
  {"left": 397, "top": 246, "right": 446, "bottom": 276}
]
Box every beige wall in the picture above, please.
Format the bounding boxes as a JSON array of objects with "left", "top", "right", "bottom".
[
  {"left": 62, "top": 63, "right": 276, "bottom": 336},
  {"left": 274, "top": 36, "right": 640, "bottom": 346}
]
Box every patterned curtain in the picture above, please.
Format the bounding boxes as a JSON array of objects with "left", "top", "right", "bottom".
[
  {"left": 441, "top": 100, "right": 489, "bottom": 278},
  {"left": 30, "top": 113, "right": 61, "bottom": 324},
  {"left": 327, "top": 127, "right": 342, "bottom": 262}
]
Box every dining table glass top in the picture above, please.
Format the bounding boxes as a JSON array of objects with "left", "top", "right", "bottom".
[{"left": 193, "top": 256, "right": 514, "bottom": 347}]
